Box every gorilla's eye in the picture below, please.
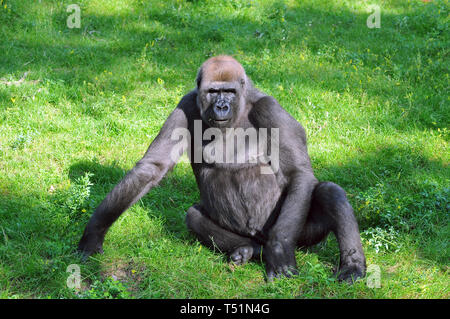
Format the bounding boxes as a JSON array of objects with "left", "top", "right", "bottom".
[
  {"left": 208, "top": 89, "right": 219, "bottom": 94},
  {"left": 223, "top": 89, "right": 236, "bottom": 94}
]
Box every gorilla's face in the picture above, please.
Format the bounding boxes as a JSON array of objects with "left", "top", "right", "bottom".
[{"left": 197, "top": 81, "right": 242, "bottom": 128}]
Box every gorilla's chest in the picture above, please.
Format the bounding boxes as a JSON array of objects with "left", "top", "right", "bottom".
[{"left": 196, "top": 164, "right": 283, "bottom": 237}]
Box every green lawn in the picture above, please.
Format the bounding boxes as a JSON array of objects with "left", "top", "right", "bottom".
[{"left": 0, "top": 0, "right": 448, "bottom": 298}]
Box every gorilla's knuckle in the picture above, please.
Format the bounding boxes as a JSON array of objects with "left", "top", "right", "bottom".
[
  {"left": 240, "top": 246, "right": 249, "bottom": 255},
  {"left": 270, "top": 241, "right": 285, "bottom": 256}
]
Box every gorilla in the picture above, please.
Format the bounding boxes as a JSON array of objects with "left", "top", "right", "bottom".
[{"left": 78, "top": 55, "right": 366, "bottom": 282}]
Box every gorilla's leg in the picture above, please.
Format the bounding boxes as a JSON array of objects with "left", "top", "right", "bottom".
[
  {"left": 297, "top": 182, "right": 366, "bottom": 283},
  {"left": 185, "top": 204, "right": 261, "bottom": 265}
]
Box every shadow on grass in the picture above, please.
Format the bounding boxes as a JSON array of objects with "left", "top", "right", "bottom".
[
  {"left": 0, "top": 142, "right": 446, "bottom": 295},
  {"left": 64, "top": 142, "right": 448, "bottom": 265},
  {"left": 0, "top": 0, "right": 447, "bottom": 294},
  {"left": 1, "top": 1, "right": 447, "bottom": 129},
  {"left": 68, "top": 159, "right": 198, "bottom": 237}
]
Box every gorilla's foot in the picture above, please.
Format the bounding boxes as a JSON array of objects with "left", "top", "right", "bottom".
[
  {"left": 230, "top": 246, "right": 254, "bottom": 265},
  {"left": 230, "top": 244, "right": 261, "bottom": 265}
]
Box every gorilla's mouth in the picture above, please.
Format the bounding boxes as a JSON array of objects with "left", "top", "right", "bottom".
[
  {"left": 212, "top": 118, "right": 230, "bottom": 126},
  {"left": 207, "top": 116, "right": 230, "bottom": 125}
]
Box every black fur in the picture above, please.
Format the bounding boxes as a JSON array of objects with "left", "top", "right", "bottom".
[{"left": 78, "top": 58, "right": 366, "bottom": 283}]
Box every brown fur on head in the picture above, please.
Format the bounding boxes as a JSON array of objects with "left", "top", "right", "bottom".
[
  {"left": 196, "top": 55, "right": 246, "bottom": 88},
  {"left": 195, "top": 56, "right": 249, "bottom": 128}
]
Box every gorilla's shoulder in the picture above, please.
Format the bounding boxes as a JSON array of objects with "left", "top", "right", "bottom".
[
  {"left": 176, "top": 90, "right": 199, "bottom": 114},
  {"left": 252, "top": 95, "right": 292, "bottom": 121},
  {"left": 179, "top": 90, "right": 197, "bottom": 107},
  {"left": 251, "top": 94, "right": 305, "bottom": 136},
  {"left": 254, "top": 95, "right": 280, "bottom": 109}
]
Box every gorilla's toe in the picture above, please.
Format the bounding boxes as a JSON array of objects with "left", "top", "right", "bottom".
[{"left": 230, "top": 246, "right": 253, "bottom": 265}]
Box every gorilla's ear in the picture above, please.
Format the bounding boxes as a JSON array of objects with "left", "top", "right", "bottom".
[{"left": 196, "top": 68, "right": 203, "bottom": 89}]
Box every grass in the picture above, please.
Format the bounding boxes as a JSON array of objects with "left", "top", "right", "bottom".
[{"left": 0, "top": 0, "right": 448, "bottom": 299}]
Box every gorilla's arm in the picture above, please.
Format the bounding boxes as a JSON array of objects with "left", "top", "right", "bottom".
[
  {"left": 264, "top": 171, "right": 317, "bottom": 279},
  {"left": 251, "top": 96, "right": 318, "bottom": 279},
  {"left": 78, "top": 95, "right": 192, "bottom": 257}
]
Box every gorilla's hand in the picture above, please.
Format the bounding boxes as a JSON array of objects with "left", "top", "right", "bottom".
[
  {"left": 263, "top": 240, "right": 298, "bottom": 281},
  {"left": 77, "top": 227, "right": 105, "bottom": 260}
]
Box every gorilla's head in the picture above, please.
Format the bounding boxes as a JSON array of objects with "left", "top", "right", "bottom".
[{"left": 196, "top": 56, "right": 248, "bottom": 128}]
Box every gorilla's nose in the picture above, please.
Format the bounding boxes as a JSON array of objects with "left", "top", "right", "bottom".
[{"left": 213, "top": 103, "right": 231, "bottom": 119}]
